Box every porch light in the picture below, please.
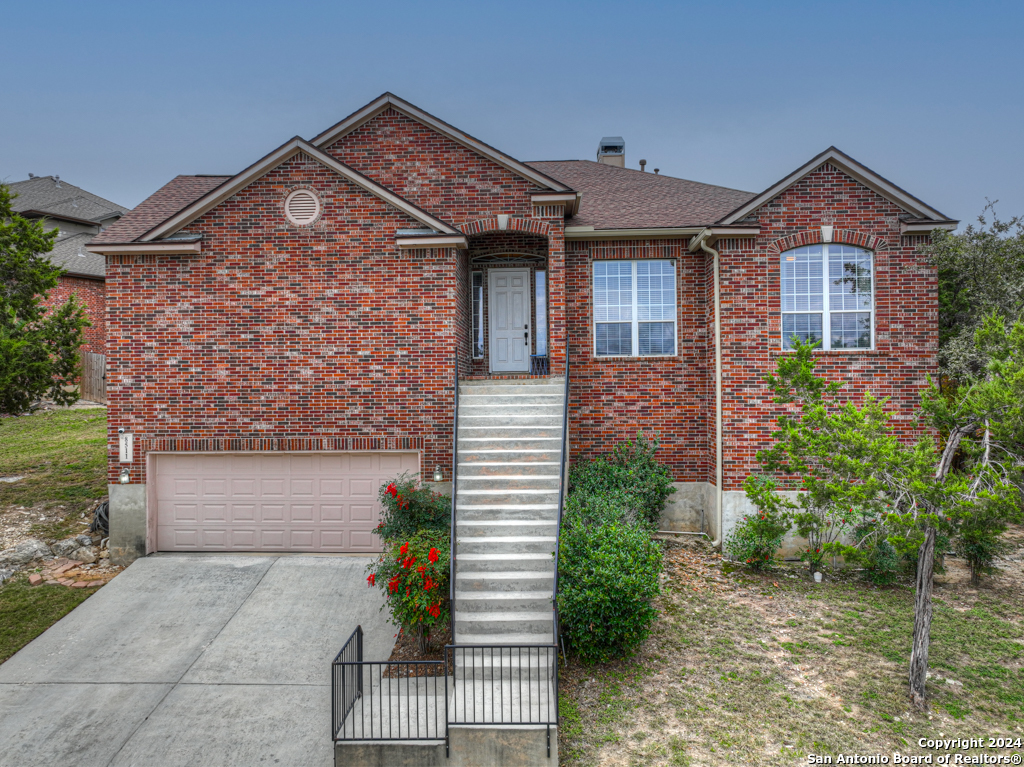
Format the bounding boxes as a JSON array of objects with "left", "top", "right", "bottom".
[
  {"left": 433, "top": 466, "right": 443, "bottom": 482},
  {"left": 119, "top": 468, "right": 130, "bottom": 484}
]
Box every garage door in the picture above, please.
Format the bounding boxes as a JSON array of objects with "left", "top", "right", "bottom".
[{"left": 153, "top": 452, "right": 419, "bottom": 552}]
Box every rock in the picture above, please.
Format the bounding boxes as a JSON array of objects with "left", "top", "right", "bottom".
[
  {"left": 0, "top": 569, "right": 14, "bottom": 585},
  {"left": 75, "top": 534, "right": 93, "bottom": 547},
  {"left": 29, "top": 574, "right": 43, "bottom": 586},
  {"left": 52, "top": 538, "right": 82, "bottom": 558},
  {"left": 71, "top": 547, "right": 99, "bottom": 565},
  {"left": 0, "top": 539, "right": 53, "bottom": 568}
]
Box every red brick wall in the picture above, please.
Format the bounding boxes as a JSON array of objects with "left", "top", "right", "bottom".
[
  {"left": 325, "top": 108, "right": 542, "bottom": 226},
  {"left": 718, "top": 163, "right": 938, "bottom": 490},
  {"left": 565, "top": 238, "right": 711, "bottom": 480},
  {"left": 106, "top": 153, "right": 462, "bottom": 484},
  {"left": 42, "top": 275, "right": 106, "bottom": 355}
]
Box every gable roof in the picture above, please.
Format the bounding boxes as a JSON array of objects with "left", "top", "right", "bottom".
[
  {"left": 48, "top": 232, "right": 106, "bottom": 278},
  {"left": 92, "top": 138, "right": 461, "bottom": 246},
  {"left": 9, "top": 176, "right": 127, "bottom": 224},
  {"left": 91, "top": 175, "right": 232, "bottom": 244},
  {"left": 527, "top": 160, "right": 755, "bottom": 230},
  {"left": 311, "top": 93, "right": 573, "bottom": 193},
  {"left": 716, "top": 146, "right": 955, "bottom": 225}
]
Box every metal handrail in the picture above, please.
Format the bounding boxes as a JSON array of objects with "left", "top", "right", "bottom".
[
  {"left": 551, "top": 353, "right": 570, "bottom": 649},
  {"left": 448, "top": 355, "right": 460, "bottom": 642}
]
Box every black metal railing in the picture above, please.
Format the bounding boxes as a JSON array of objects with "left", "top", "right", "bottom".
[
  {"left": 530, "top": 355, "right": 550, "bottom": 375},
  {"left": 551, "top": 353, "right": 570, "bottom": 647},
  {"left": 447, "top": 643, "right": 559, "bottom": 757},
  {"left": 332, "top": 626, "right": 447, "bottom": 743},
  {"left": 448, "top": 355, "right": 460, "bottom": 642}
]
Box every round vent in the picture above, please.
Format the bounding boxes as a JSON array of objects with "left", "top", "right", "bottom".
[{"left": 284, "top": 189, "right": 321, "bottom": 226}]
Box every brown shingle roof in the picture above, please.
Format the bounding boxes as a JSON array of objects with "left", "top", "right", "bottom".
[
  {"left": 525, "top": 160, "right": 755, "bottom": 230},
  {"left": 90, "top": 175, "right": 231, "bottom": 244}
]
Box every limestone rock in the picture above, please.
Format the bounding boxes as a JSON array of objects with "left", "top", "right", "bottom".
[
  {"left": 0, "top": 539, "right": 53, "bottom": 568},
  {"left": 71, "top": 546, "right": 99, "bottom": 565},
  {"left": 52, "top": 538, "right": 82, "bottom": 558}
]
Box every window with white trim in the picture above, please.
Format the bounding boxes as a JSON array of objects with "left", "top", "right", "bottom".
[
  {"left": 471, "top": 271, "right": 484, "bottom": 358},
  {"left": 781, "top": 244, "right": 873, "bottom": 350},
  {"left": 593, "top": 260, "right": 676, "bottom": 357}
]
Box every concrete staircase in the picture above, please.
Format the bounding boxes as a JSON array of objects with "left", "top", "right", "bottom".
[{"left": 453, "top": 377, "right": 565, "bottom": 647}]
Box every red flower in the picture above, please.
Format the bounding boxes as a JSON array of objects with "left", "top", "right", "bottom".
[
  {"left": 417, "top": 565, "right": 426, "bottom": 574},
  {"left": 367, "top": 573, "right": 375, "bottom": 587},
  {"left": 399, "top": 542, "right": 409, "bottom": 555},
  {"left": 427, "top": 603, "right": 441, "bottom": 618},
  {"left": 386, "top": 483, "right": 397, "bottom": 497},
  {"left": 428, "top": 547, "right": 439, "bottom": 563}
]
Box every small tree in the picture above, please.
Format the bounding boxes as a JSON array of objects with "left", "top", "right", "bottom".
[
  {"left": 0, "top": 183, "right": 88, "bottom": 414},
  {"left": 755, "top": 340, "right": 905, "bottom": 574}
]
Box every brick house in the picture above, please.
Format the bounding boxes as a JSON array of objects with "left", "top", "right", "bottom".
[
  {"left": 87, "top": 93, "right": 956, "bottom": 567},
  {"left": 10, "top": 175, "right": 127, "bottom": 356}
]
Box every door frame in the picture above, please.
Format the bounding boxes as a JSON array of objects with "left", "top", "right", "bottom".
[{"left": 487, "top": 268, "right": 532, "bottom": 373}]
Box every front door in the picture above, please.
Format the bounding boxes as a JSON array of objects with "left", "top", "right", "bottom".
[{"left": 488, "top": 269, "right": 531, "bottom": 373}]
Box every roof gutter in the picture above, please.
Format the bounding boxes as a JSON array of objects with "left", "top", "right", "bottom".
[{"left": 693, "top": 229, "right": 724, "bottom": 548}]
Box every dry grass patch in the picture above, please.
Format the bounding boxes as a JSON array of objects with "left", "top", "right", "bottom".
[{"left": 558, "top": 534, "right": 1024, "bottom": 766}]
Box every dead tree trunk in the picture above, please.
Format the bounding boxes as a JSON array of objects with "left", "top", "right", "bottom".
[{"left": 909, "top": 525, "right": 936, "bottom": 709}]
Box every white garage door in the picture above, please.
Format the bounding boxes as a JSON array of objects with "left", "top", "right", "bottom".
[{"left": 153, "top": 452, "right": 419, "bottom": 553}]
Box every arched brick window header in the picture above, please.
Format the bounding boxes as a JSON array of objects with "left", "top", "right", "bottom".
[
  {"left": 460, "top": 217, "right": 550, "bottom": 237},
  {"left": 767, "top": 228, "right": 884, "bottom": 255}
]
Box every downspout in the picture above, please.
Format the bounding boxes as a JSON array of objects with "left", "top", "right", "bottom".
[{"left": 696, "top": 234, "right": 724, "bottom": 548}]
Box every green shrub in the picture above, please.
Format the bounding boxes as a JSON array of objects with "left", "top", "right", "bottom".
[
  {"left": 557, "top": 520, "right": 662, "bottom": 664},
  {"left": 568, "top": 432, "right": 675, "bottom": 527},
  {"left": 563, "top": 488, "right": 642, "bottom": 528},
  {"left": 956, "top": 518, "right": 1010, "bottom": 587},
  {"left": 374, "top": 473, "right": 450, "bottom": 541},
  {"left": 728, "top": 475, "right": 791, "bottom": 570},
  {"left": 365, "top": 529, "right": 450, "bottom": 652}
]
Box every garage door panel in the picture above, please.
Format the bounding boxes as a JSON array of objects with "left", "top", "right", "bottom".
[
  {"left": 202, "top": 504, "right": 227, "bottom": 522},
  {"left": 154, "top": 452, "right": 417, "bottom": 552}
]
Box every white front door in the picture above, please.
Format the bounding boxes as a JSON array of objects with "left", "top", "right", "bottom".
[{"left": 488, "top": 269, "right": 531, "bottom": 373}]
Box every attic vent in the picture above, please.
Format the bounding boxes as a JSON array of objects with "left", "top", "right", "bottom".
[{"left": 285, "top": 189, "right": 321, "bottom": 226}]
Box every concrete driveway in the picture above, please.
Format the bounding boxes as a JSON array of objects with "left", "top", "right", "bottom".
[{"left": 0, "top": 554, "right": 395, "bottom": 767}]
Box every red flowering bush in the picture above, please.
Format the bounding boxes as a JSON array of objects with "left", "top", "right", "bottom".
[
  {"left": 365, "top": 529, "right": 450, "bottom": 652},
  {"left": 374, "top": 473, "right": 450, "bottom": 541}
]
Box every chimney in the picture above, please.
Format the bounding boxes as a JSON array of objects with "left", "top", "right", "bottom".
[
  {"left": 596, "top": 136, "right": 625, "bottom": 167},
  {"left": 639, "top": 159, "right": 647, "bottom": 172}
]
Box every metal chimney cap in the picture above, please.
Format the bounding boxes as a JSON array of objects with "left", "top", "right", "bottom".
[{"left": 598, "top": 136, "right": 625, "bottom": 153}]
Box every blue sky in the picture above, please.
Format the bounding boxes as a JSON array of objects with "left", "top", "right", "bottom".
[{"left": 3, "top": 0, "right": 1022, "bottom": 226}]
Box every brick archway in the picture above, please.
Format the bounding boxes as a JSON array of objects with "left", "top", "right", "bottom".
[
  {"left": 460, "top": 217, "right": 550, "bottom": 237},
  {"left": 767, "top": 228, "right": 884, "bottom": 254}
]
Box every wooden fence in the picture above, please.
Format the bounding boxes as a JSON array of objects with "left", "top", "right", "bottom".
[{"left": 80, "top": 351, "right": 107, "bottom": 404}]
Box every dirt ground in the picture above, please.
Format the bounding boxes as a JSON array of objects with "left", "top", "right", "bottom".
[{"left": 558, "top": 528, "right": 1024, "bottom": 766}]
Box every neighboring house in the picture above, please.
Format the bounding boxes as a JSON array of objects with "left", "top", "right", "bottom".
[
  {"left": 10, "top": 175, "right": 127, "bottom": 355},
  {"left": 87, "top": 93, "right": 956, "bottom": 566}
]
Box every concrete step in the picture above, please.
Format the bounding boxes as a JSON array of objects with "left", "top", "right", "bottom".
[
  {"left": 456, "top": 489, "right": 560, "bottom": 505},
  {"left": 454, "top": 611, "right": 553, "bottom": 636},
  {"left": 457, "top": 439, "right": 561, "bottom": 453},
  {"left": 456, "top": 504, "right": 559, "bottom": 521},
  {"left": 458, "top": 426, "right": 564, "bottom": 439},
  {"left": 458, "top": 394, "right": 565, "bottom": 407},
  {"left": 458, "top": 414, "right": 562, "bottom": 427},
  {"left": 459, "top": 381, "right": 563, "bottom": 395},
  {"left": 454, "top": 591, "right": 552, "bottom": 613},
  {"left": 460, "top": 404, "right": 563, "bottom": 417},
  {"left": 456, "top": 475, "right": 560, "bottom": 491},
  {"left": 450, "top": 651, "right": 556, "bottom": 682},
  {"left": 457, "top": 519, "right": 558, "bottom": 537},
  {"left": 458, "top": 461, "right": 561, "bottom": 477},
  {"left": 456, "top": 553, "right": 555, "bottom": 573},
  {"left": 456, "top": 536, "right": 557, "bottom": 556},
  {"left": 454, "top": 570, "right": 554, "bottom": 593}
]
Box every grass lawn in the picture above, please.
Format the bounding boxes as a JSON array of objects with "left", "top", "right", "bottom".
[
  {"left": 0, "top": 573, "right": 93, "bottom": 663},
  {"left": 0, "top": 409, "right": 108, "bottom": 540},
  {"left": 559, "top": 535, "right": 1024, "bottom": 766}
]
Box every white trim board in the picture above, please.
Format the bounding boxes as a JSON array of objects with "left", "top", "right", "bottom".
[
  {"left": 310, "top": 93, "right": 573, "bottom": 193},
  {"left": 141, "top": 137, "right": 459, "bottom": 242},
  {"left": 717, "top": 146, "right": 955, "bottom": 226}
]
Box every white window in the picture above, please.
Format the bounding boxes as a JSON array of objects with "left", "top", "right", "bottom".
[
  {"left": 593, "top": 260, "right": 676, "bottom": 357},
  {"left": 781, "top": 244, "right": 873, "bottom": 350},
  {"left": 471, "top": 272, "right": 484, "bottom": 358}
]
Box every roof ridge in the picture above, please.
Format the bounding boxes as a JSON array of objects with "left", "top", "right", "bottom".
[{"left": 526, "top": 159, "right": 754, "bottom": 196}]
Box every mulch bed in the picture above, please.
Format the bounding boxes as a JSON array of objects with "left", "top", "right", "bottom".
[{"left": 382, "top": 624, "right": 452, "bottom": 677}]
